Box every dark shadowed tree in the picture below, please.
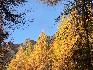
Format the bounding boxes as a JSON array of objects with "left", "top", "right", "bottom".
[{"left": 0, "top": 0, "right": 26, "bottom": 45}]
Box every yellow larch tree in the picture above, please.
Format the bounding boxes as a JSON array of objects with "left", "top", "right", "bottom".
[
  {"left": 28, "top": 32, "right": 51, "bottom": 70},
  {"left": 52, "top": 8, "right": 91, "bottom": 70},
  {"left": 7, "top": 45, "right": 28, "bottom": 70},
  {"left": 7, "top": 39, "right": 35, "bottom": 70},
  {"left": 52, "top": 15, "right": 75, "bottom": 70}
]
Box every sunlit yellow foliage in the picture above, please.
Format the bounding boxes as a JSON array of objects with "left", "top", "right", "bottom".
[
  {"left": 7, "top": 46, "right": 25, "bottom": 70},
  {"left": 7, "top": 9, "right": 93, "bottom": 70},
  {"left": 52, "top": 14, "right": 79, "bottom": 70},
  {"left": 7, "top": 32, "right": 52, "bottom": 70},
  {"left": 7, "top": 43, "right": 33, "bottom": 70},
  {"left": 27, "top": 32, "right": 50, "bottom": 70},
  {"left": 52, "top": 8, "right": 93, "bottom": 69}
]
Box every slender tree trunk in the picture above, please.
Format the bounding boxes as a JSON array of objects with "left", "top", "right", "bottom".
[{"left": 0, "top": 17, "right": 4, "bottom": 43}]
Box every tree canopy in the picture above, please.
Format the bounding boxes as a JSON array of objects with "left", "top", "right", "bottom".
[{"left": 0, "top": 0, "right": 26, "bottom": 43}]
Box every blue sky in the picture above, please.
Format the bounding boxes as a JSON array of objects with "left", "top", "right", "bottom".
[{"left": 5, "top": 0, "right": 64, "bottom": 44}]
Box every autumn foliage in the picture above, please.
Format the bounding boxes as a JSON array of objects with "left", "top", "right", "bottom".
[{"left": 7, "top": 9, "right": 93, "bottom": 70}]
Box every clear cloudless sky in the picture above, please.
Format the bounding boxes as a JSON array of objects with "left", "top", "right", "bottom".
[{"left": 5, "top": 0, "right": 64, "bottom": 44}]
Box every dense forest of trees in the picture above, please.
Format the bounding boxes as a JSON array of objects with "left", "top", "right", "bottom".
[
  {"left": 7, "top": 8, "right": 93, "bottom": 69},
  {"left": 0, "top": 0, "right": 93, "bottom": 70}
]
